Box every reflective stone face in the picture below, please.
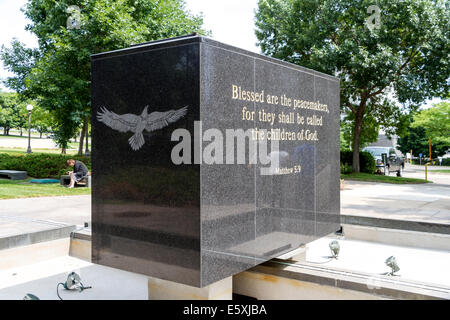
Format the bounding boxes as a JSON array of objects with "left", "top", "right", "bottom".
[{"left": 91, "top": 35, "right": 340, "bottom": 287}]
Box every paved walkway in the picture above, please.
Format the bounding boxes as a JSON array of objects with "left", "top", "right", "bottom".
[
  {"left": 0, "top": 136, "right": 59, "bottom": 149},
  {"left": 341, "top": 181, "right": 450, "bottom": 225},
  {"left": 0, "top": 256, "right": 148, "bottom": 299},
  {"left": 401, "top": 163, "right": 450, "bottom": 185},
  {"left": 0, "top": 195, "right": 90, "bottom": 239},
  {"left": 341, "top": 163, "right": 450, "bottom": 225}
]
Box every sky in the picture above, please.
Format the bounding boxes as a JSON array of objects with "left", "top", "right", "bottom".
[
  {"left": 0, "top": 0, "right": 260, "bottom": 92},
  {"left": 0, "top": 0, "right": 38, "bottom": 91},
  {"left": 0, "top": 0, "right": 442, "bottom": 108},
  {"left": 185, "top": 0, "right": 260, "bottom": 53}
]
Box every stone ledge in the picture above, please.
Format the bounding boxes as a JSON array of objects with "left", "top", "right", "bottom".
[
  {"left": 341, "top": 214, "right": 450, "bottom": 235},
  {"left": 0, "top": 224, "right": 76, "bottom": 251},
  {"left": 235, "top": 261, "right": 449, "bottom": 300},
  {"left": 342, "top": 223, "right": 450, "bottom": 251},
  {"left": 0, "top": 238, "right": 70, "bottom": 271}
]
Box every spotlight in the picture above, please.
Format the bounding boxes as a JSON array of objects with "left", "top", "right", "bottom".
[
  {"left": 23, "top": 293, "right": 40, "bottom": 300},
  {"left": 334, "top": 226, "right": 344, "bottom": 237},
  {"left": 385, "top": 256, "right": 400, "bottom": 276},
  {"left": 329, "top": 240, "right": 340, "bottom": 259},
  {"left": 57, "top": 272, "right": 92, "bottom": 300}
]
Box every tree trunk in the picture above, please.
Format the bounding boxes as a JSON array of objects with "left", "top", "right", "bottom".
[
  {"left": 61, "top": 148, "right": 66, "bottom": 155},
  {"left": 352, "top": 102, "right": 366, "bottom": 173},
  {"left": 352, "top": 124, "right": 361, "bottom": 173},
  {"left": 3, "top": 127, "right": 6, "bottom": 135},
  {"left": 20, "top": 128, "right": 23, "bottom": 136},
  {"left": 78, "top": 118, "right": 86, "bottom": 155},
  {"left": 39, "top": 131, "right": 42, "bottom": 138},
  {"left": 84, "top": 116, "right": 90, "bottom": 156}
]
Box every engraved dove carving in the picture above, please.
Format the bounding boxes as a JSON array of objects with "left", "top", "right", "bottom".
[{"left": 97, "top": 105, "right": 188, "bottom": 151}]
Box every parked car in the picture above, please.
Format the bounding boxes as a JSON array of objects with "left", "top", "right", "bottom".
[{"left": 363, "top": 146, "right": 404, "bottom": 176}]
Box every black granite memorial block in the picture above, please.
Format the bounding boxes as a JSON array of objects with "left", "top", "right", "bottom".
[{"left": 91, "top": 35, "right": 340, "bottom": 287}]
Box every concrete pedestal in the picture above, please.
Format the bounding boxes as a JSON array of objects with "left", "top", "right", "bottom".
[{"left": 148, "top": 276, "right": 232, "bottom": 300}]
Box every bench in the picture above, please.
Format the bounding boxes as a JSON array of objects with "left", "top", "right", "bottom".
[
  {"left": 60, "top": 175, "right": 91, "bottom": 188},
  {"left": 0, "top": 170, "right": 27, "bottom": 180}
]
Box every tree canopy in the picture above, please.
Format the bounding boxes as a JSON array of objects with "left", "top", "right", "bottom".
[
  {"left": 1, "top": 0, "right": 208, "bottom": 152},
  {"left": 255, "top": 0, "right": 449, "bottom": 172},
  {"left": 411, "top": 101, "right": 450, "bottom": 146},
  {"left": 397, "top": 125, "right": 448, "bottom": 158},
  {"left": 0, "top": 92, "right": 27, "bottom": 136}
]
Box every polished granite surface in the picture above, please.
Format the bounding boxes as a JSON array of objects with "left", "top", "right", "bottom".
[{"left": 91, "top": 35, "right": 340, "bottom": 287}]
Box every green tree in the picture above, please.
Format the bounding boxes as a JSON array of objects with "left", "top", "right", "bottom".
[
  {"left": 0, "top": 92, "right": 27, "bottom": 135},
  {"left": 411, "top": 101, "right": 450, "bottom": 146},
  {"left": 255, "top": 0, "right": 449, "bottom": 172},
  {"left": 341, "top": 112, "right": 379, "bottom": 151},
  {"left": 1, "top": 0, "right": 208, "bottom": 153},
  {"left": 397, "top": 125, "right": 448, "bottom": 158},
  {"left": 0, "top": 40, "right": 39, "bottom": 96},
  {"left": 31, "top": 104, "right": 54, "bottom": 138}
]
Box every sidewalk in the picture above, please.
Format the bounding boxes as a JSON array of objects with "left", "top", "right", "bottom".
[
  {"left": 0, "top": 136, "right": 59, "bottom": 149},
  {"left": 408, "top": 164, "right": 450, "bottom": 171},
  {"left": 0, "top": 195, "right": 90, "bottom": 244},
  {"left": 341, "top": 181, "right": 450, "bottom": 225},
  {"left": 401, "top": 163, "right": 450, "bottom": 185}
]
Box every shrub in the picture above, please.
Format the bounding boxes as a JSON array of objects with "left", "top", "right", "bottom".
[
  {"left": 340, "top": 163, "right": 352, "bottom": 174},
  {"left": 0, "top": 153, "right": 91, "bottom": 178},
  {"left": 360, "top": 151, "right": 376, "bottom": 173},
  {"left": 340, "top": 150, "right": 375, "bottom": 174}
]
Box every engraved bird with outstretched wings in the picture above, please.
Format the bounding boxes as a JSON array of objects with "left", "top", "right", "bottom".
[{"left": 97, "top": 105, "right": 188, "bottom": 151}]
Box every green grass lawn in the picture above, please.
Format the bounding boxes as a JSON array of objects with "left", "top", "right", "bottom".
[
  {"left": 427, "top": 169, "right": 450, "bottom": 173},
  {"left": 0, "top": 178, "right": 91, "bottom": 199},
  {"left": 341, "top": 173, "right": 430, "bottom": 184}
]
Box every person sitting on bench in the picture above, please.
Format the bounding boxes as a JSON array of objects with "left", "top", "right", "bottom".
[{"left": 66, "top": 159, "right": 89, "bottom": 188}]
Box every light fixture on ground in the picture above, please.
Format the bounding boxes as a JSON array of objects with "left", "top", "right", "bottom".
[
  {"left": 23, "top": 293, "right": 40, "bottom": 300},
  {"left": 329, "top": 240, "right": 340, "bottom": 259},
  {"left": 385, "top": 256, "right": 400, "bottom": 276},
  {"left": 26, "top": 104, "right": 33, "bottom": 154},
  {"left": 57, "top": 272, "right": 92, "bottom": 300}
]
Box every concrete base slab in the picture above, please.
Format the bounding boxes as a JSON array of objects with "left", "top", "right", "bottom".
[
  {"left": 0, "top": 238, "right": 70, "bottom": 271},
  {"left": 305, "top": 236, "right": 450, "bottom": 288},
  {"left": 0, "top": 215, "right": 75, "bottom": 251},
  {"left": 69, "top": 237, "right": 91, "bottom": 262},
  {"left": 148, "top": 276, "right": 232, "bottom": 300},
  {"left": 234, "top": 230, "right": 450, "bottom": 300},
  {"left": 2, "top": 224, "right": 449, "bottom": 300},
  {"left": 233, "top": 270, "right": 383, "bottom": 300},
  {"left": 0, "top": 256, "right": 147, "bottom": 299}
]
